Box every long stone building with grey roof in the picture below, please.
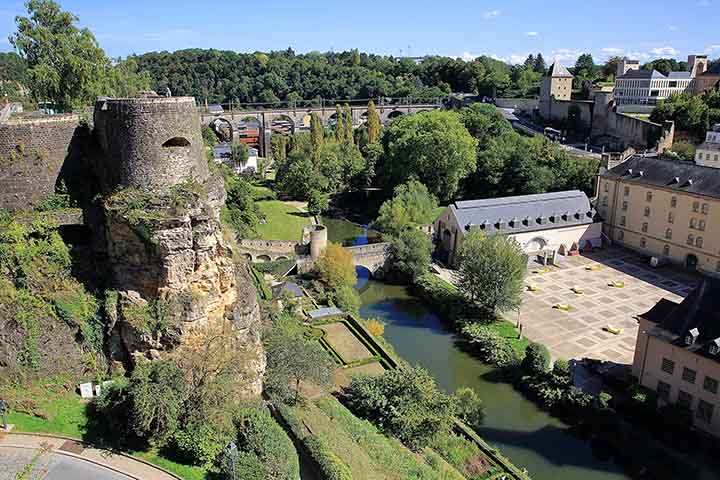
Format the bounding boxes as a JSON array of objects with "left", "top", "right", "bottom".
[
  {"left": 633, "top": 278, "right": 720, "bottom": 437},
  {"left": 433, "top": 190, "right": 601, "bottom": 265},
  {"left": 596, "top": 155, "right": 720, "bottom": 274}
]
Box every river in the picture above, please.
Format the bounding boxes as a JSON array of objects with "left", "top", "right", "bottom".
[{"left": 358, "top": 275, "right": 632, "bottom": 480}]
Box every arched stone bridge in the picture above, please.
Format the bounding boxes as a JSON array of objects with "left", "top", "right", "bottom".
[
  {"left": 200, "top": 102, "right": 441, "bottom": 157},
  {"left": 347, "top": 242, "right": 391, "bottom": 274}
]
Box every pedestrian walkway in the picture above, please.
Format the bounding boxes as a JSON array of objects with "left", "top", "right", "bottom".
[{"left": 0, "top": 433, "right": 179, "bottom": 480}]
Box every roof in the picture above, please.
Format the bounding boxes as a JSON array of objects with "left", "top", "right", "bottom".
[
  {"left": 446, "top": 190, "right": 596, "bottom": 236},
  {"left": 701, "top": 62, "right": 720, "bottom": 76},
  {"left": 273, "top": 281, "right": 303, "bottom": 298},
  {"left": 308, "top": 306, "right": 344, "bottom": 319},
  {"left": 667, "top": 71, "right": 693, "bottom": 79},
  {"left": 546, "top": 62, "right": 573, "bottom": 78},
  {"left": 639, "top": 278, "right": 720, "bottom": 362},
  {"left": 617, "top": 69, "right": 660, "bottom": 79},
  {"left": 601, "top": 156, "right": 720, "bottom": 199}
]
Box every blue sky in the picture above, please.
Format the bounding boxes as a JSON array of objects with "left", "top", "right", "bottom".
[{"left": 0, "top": 0, "right": 718, "bottom": 65}]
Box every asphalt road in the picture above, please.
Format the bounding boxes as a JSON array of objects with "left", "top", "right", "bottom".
[{"left": 0, "top": 447, "right": 133, "bottom": 480}]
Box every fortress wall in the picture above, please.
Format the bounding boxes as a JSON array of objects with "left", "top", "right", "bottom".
[
  {"left": 0, "top": 115, "right": 81, "bottom": 212},
  {"left": 94, "top": 96, "right": 208, "bottom": 193}
]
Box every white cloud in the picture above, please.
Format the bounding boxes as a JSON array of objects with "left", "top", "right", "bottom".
[
  {"left": 705, "top": 45, "right": 720, "bottom": 53},
  {"left": 510, "top": 53, "right": 530, "bottom": 64},
  {"left": 649, "top": 46, "right": 678, "bottom": 56},
  {"left": 482, "top": 9, "right": 501, "bottom": 19},
  {"left": 601, "top": 47, "right": 624, "bottom": 55},
  {"left": 525, "top": 31, "right": 538, "bottom": 37},
  {"left": 668, "top": 25, "right": 678, "bottom": 31},
  {"left": 552, "top": 49, "right": 581, "bottom": 63},
  {"left": 461, "top": 51, "right": 477, "bottom": 61},
  {"left": 489, "top": 53, "right": 509, "bottom": 63}
]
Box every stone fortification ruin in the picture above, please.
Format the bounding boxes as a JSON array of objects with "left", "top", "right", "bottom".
[{"left": 0, "top": 95, "right": 264, "bottom": 393}]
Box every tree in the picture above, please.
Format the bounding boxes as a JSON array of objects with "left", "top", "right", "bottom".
[
  {"left": 309, "top": 112, "right": 324, "bottom": 161},
  {"left": 533, "top": 53, "right": 546, "bottom": 74},
  {"left": 231, "top": 143, "right": 250, "bottom": 170},
  {"left": 334, "top": 104, "right": 346, "bottom": 143},
  {"left": 454, "top": 387, "right": 485, "bottom": 431},
  {"left": 521, "top": 342, "right": 551, "bottom": 375},
  {"left": 106, "top": 56, "right": 152, "bottom": 98},
  {"left": 373, "top": 180, "right": 439, "bottom": 236},
  {"left": 456, "top": 232, "right": 526, "bottom": 315},
  {"left": 315, "top": 243, "right": 357, "bottom": 291},
  {"left": 264, "top": 319, "right": 333, "bottom": 404},
  {"left": 389, "top": 228, "right": 432, "bottom": 282},
  {"left": 342, "top": 103, "right": 353, "bottom": 144},
  {"left": 11, "top": 0, "right": 110, "bottom": 110},
  {"left": 366, "top": 100, "right": 381, "bottom": 144},
  {"left": 344, "top": 366, "right": 456, "bottom": 450},
  {"left": 129, "top": 359, "right": 186, "bottom": 442},
  {"left": 307, "top": 189, "right": 329, "bottom": 217},
  {"left": 380, "top": 110, "right": 477, "bottom": 202},
  {"left": 669, "top": 141, "right": 696, "bottom": 162},
  {"left": 574, "top": 53, "right": 596, "bottom": 76}
]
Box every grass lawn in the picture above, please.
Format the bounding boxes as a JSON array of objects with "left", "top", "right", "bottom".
[
  {"left": 256, "top": 200, "right": 312, "bottom": 241},
  {"left": 2, "top": 377, "right": 207, "bottom": 480},
  {"left": 490, "top": 318, "right": 530, "bottom": 357}
]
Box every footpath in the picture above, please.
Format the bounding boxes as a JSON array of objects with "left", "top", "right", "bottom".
[{"left": 0, "top": 432, "right": 179, "bottom": 480}]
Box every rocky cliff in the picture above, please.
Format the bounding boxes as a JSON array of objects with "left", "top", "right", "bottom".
[{"left": 102, "top": 173, "right": 264, "bottom": 394}]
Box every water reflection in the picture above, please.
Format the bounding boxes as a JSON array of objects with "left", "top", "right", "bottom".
[{"left": 359, "top": 280, "right": 631, "bottom": 480}]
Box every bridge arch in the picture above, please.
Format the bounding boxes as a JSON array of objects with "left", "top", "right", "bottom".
[
  {"left": 269, "top": 114, "right": 295, "bottom": 135},
  {"left": 211, "top": 117, "right": 233, "bottom": 142},
  {"left": 257, "top": 254, "right": 272, "bottom": 262}
]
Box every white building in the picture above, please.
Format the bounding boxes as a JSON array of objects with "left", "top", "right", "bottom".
[
  {"left": 696, "top": 124, "right": 720, "bottom": 168},
  {"left": 613, "top": 55, "right": 707, "bottom": 113},
  {"left": 213, "top": 143, "right": 259, "bottom": 174},
  {"left": 433, "top": 190, "right": 602, "bottom": 266}
]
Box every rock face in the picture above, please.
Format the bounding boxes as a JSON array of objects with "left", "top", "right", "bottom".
[{"left": 95, "top": 96, "right": 264, "bottom": 394}]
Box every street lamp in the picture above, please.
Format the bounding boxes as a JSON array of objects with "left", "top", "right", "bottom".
[{"left": 226, "top": 441, "right": 238, "bottom": 479}]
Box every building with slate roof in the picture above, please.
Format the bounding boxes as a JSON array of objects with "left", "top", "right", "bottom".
[
  {"left": 433, "top": 190, "right": 601, "bottom": 265},
  {"left": 696, "top": 124, "right": 720, "bottom": 168},
  {"left": 613, "top": 54, "right": 708, "bottom": 111},
  {"left": 692, "top": 60, "right": 720, "bottom": 94},
  {"left": 597, "top": 155, "right": 720, "bottom": 273},
  {"left": 633, "top": 277, "right": 720, "bottom": 437}
]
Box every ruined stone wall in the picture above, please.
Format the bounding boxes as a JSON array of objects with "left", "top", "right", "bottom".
[
  {"left": 0, "top": 115, "right": 81, "bottom": 212},
  {"left": 94, "top": 97, "right": 208, "bottom": 194}
]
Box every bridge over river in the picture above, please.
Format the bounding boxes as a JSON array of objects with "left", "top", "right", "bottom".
[{"left": 199, "top": 100, "right": 441, "bottom": 157}]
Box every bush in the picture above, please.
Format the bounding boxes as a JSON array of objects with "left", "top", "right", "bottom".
[
  {"left": 453, "top": 387, "right": 485, "bottom": 431},
  {"left": 364, "top": 318, "right": 385, "bottom": 337},
  {"left": 171, "top": 420, "right": 229, "bottom": 468},
  {"left": 315, "top": 243, "right": 357, "bottom": 291},
  {"left": 330, "top": 284, "right": 360, "bottom": 315},
  {"left": 304, "top": 436, "right": 353, "bottom": 480},
  {"left": 461, "top": 323, "right": 520, "bottom": 367},
  {"left": 388, "top": 227, "right": 432, "bottom": 283},
  {"left": 521, "top": 342, "right": 550, "bottom": 376},
  {"left": 223, "top": 407, "right": 299, "bottom": 480},
  {"left": 343, "top": 366, "right": 456, "bottom": 450}
]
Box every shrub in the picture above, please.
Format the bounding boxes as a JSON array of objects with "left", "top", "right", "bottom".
[
  {"left": 453, "top": 387, "right": 485, "bottom": 431},
  {"left": 304, "top": 436, "right": 353, "bottom": 480},
  {"left": 330, "top": 284, "right": 360, "bottom": 315},
  {"left": 315, "top": 243, "right": 356, "bottom": 291},
  {"left": 364, "top": 318, "right": 385, "bottom": 337},
  {"left": 521, "top": 342, "right": 550, "bottom": 376},
  {"left": 388, "top": 227, "right": 432, "bottom": 282},
  {"left": 171, "top": 420, "right": 229, "bottom": 467},
  {"left": 461, "top": 323, "right": 520, "bottom": 368},
  {"left": 343, "top": 366, "right": 456, "bottom": 450},
  {"left": 598, "top": 391, "right": 613, "bottom": 410}
]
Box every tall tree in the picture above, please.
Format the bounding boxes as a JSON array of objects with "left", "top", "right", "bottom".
[
  {"left": 574, "top": 53, "right": 596, "bottom": 75},
  {"left": 309, "top": 112, "right": 324, "bottom": 161},
  {"left": 342, "top": 103, "right": 353, "bottom": 144},
  {"left": 533, "top": 53, "right": 546, "bottom": 74},
  {"left": 11, "top": 0, "right": 109, "bottom": 110},
  {"left": 334, "top": 104, "right": 345, "bottom": 143},
  {"left": 366, "top": 100, "right": 381, "bottom": 144}
]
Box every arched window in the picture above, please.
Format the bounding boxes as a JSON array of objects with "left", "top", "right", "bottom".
[{"left": 162, "top": 137, "right": 191, "bottom": 148}]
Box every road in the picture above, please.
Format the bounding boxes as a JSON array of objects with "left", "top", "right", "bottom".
[
  {"left": 0, "top": 446, "right": 133, "bottom": 480},
  {"left": 496, "top": 107, "right": 603, "bottom": 159}
]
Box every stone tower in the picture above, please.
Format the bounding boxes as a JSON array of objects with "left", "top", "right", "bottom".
[
  {"left": 94, "top": 96, "right": 209, "bottom": 194},
  {"left": 539, "top": 62, "right": 574, "bottom": 119},
  {"left": 688, "top": 54, "right": 709, "bottom": 77},
  {"left": 616, "top": 58, "right": 640, "bottom": 77}
]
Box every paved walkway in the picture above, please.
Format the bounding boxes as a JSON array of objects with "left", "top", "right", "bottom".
[
  {"left": 515, "top": 247, "right": 697, "bottom": 364},
  {"left": 0, "top": 433, "right": 178, "bottom": 480}
]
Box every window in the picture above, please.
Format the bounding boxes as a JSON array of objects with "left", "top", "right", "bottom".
[
  {"left": 604, "top": 183, "right": 609, "bottom": 193},
  {"left": 699, "top": 219, "right": 706, "bottom": 231},
  {"left": 622, "top": 201, "right": 628, "bottom": 211},
  {"left": 617, "top": 231, "right": 624, "bottom": 241},
  {"left": 620, "top": 216, "right": 626, "bottom": 226},
  {"left": 696, "top": 237, "right": 704, "bottom": 248},
  {"left": 663, "top": 245, "right": 670, "bottom": 256},
  {"left": 640, "top": 237, "right": 647, "bottom": 248},
  {"left": 644, "top": 207, "right": 651, "bottom": 217},
  {"left": 646, "top": 191, "right": 653, "bottom": 202},
  {"left": 624, "top": 186, "right": 630, "bottom": 196},
  {"left": 661, "top": 358, "right": 675, "bottom": 374},
  {"left": 657, "top": 380, "right": 671, "bottom": 401},
  {"left": 678, "top": 390, "right": 693, "bottom": 409},
  {"left": 671, "top": 196, "right": 677, "bottom": 208},
  {"left": 704, "top": 376, "right": 719, "bottom": 394},
  {"left": 682, "top": 367, "right": 697, "bottom": 384},
  {"left": 688, "top": 234, "right": 695, "bottom": 246},
  {"left": 693, "top": 201, "right": 700, "bottom": 213},
  {"left": 668, "top": 211, "right": 674, "bottom": 223},
  {"left": 702, "top": 203, "right": 710, "bottom": 214},
  {"left": 665, "top": 228, "right": 672, "bottom": 239},
  {"left": 697, "top": 400, "right": 714, "bottom": 423},
  {"left": 642, "top": 222, "right": 648, "bottom": 233},
  {"left": 698, "top": 152, "right": 704, "bottom": 161}
]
